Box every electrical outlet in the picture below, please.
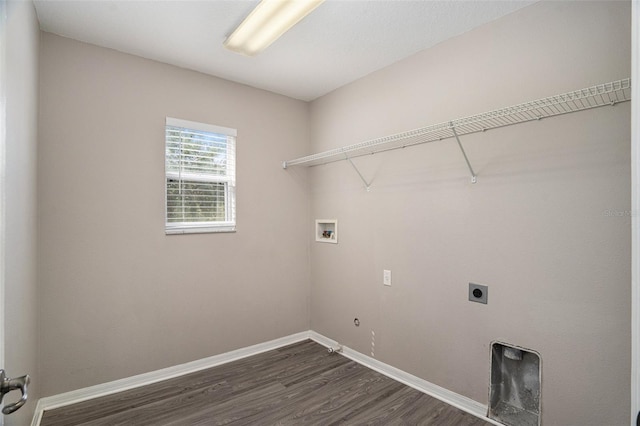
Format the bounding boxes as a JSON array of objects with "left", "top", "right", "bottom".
[
  {"left": 383, "top": 270, "right": 392, "bottom": 286},
  {"left": 371, "top": 330, "right": 375, "bottom": 358},
  {"left": 469, "top": 283, "right": 488, "bottom": 304}
]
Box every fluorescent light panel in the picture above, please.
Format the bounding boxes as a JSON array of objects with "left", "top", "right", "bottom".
[{"left": 224, "top": 0, "right": 325, "bottom": 56}]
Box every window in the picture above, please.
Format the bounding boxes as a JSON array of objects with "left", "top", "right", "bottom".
[{"left": 165, "top": 117, "right": 236, "bottom": 234}]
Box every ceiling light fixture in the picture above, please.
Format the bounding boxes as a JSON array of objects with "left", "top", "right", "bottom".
[{"left": 224, "top": 0, "right": 325, "bottom": 56}]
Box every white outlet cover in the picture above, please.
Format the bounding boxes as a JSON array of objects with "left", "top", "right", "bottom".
[{"left": 383, "top": 270, "right": 392, "bottom": 286}]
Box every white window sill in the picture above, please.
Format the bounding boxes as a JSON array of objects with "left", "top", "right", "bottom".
[{"left": 165, "top": 225, "right": 236, "bottom": 235}]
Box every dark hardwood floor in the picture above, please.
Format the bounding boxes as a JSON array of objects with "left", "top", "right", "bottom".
[{"left": 40, "top": 340, "right": 491, "bottom": 425}]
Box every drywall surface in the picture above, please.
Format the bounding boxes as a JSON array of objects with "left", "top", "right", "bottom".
[
  {"left": 309, "top": 2, "right": 631, "bottom": 425},
  {"left": 38, "top": 33, "right": 310, "bottom": 396},
  {"left": 5, "top": 0, "right": 40, "bottom": 423}
]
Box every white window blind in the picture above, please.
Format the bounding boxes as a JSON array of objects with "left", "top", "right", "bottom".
[{"left": 165, "top": 117, "right": 236, "bottom": 234}]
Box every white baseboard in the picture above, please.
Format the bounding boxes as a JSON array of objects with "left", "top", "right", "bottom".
[
  {"left": 308, "top": 331, "right": 501, "bottom": 426},
  {"left": 31, "top": 331, "right": 310, "bottom": 426},
  {"left": 32, "top": 330, "right": 498, "bottom": 426}
]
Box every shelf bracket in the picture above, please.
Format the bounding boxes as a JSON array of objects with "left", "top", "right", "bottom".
[
  {"left": 450, "top": 122, "right": 477, "bottom": 184},
  {"left": 344, "top": 153, "right": 371, "bottom": 191}
]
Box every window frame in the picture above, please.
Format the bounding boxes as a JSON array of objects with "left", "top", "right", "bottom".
[{"left": 165, "top": 117, "right": 237, "bottom": 235}]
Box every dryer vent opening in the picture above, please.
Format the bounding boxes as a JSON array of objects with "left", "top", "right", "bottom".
[{"left": 489, "top": 342, "right": 541, "bottom": 426}]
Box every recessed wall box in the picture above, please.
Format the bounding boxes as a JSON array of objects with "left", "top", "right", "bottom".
[
  {"left": 489, "top": 342, "right": 541, "bottom": 426},
  {"left": 315, "top": 219, "right": 338, "bottom": 243}
]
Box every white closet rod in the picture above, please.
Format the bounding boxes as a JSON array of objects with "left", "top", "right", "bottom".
[{"left": 283, "top": 78, "right": 631, "bottom": 186}]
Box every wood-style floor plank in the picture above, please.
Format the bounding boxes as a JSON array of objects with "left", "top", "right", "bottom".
[{"left": 40, "top": 340, "right": 492, "bottom": 426}]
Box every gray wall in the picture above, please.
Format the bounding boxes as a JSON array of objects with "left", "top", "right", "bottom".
[
  {"left": 309, "top": 2, "right": 631, "bottom": 425},
  {"left": 38, "top": 33, "right": 310, "bottom": 396},
  {"left": 5, "top": 0, "right": 40, "bottom": 423}
]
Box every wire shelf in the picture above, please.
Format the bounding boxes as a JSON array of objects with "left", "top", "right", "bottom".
[{"left": 283, "top": 78, "right": 631, "bottom": 170}]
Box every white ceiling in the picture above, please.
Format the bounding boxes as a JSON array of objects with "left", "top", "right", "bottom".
[{"left": 33, "top": 0, "right": 535, "bottom": 101}]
